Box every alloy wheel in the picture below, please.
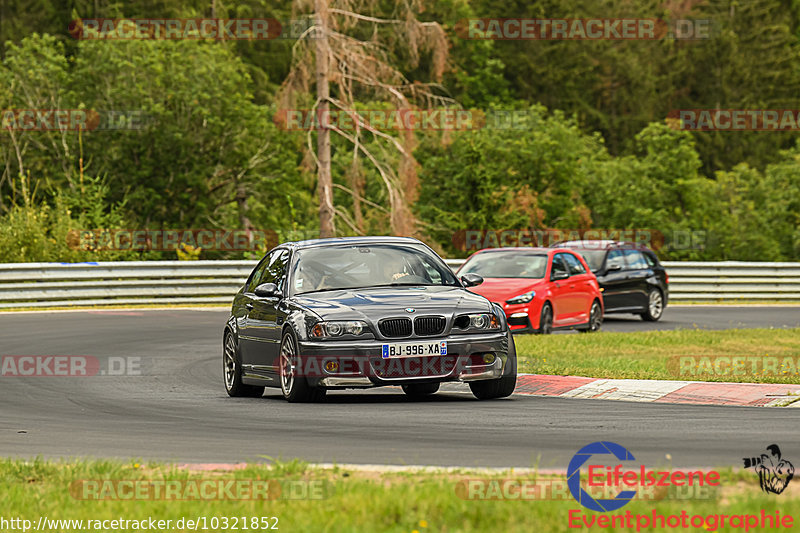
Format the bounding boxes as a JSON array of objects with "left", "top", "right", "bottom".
[
  {"left": 649, "top": 290, "right": 664, "bottom": 319},
  {"left": 224, "top": 335, "right": 236, "bottom": 391},
  {"left": 280, "top": 335, "right": 297, "bottom": 397},
  {"left": 589, "top": 301, "right": 603, "bottom": 331},
  {"left": 541, "top": 305, "right": 553, "bottom": 334}
]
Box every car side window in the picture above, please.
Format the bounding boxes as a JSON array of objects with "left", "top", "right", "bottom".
[
  {"left": 605, "top": 250, "right": 625, "bottom": 271},
  {"left": 550, "top": 254, "right": 569, "bottom": 279},
  {"left": 267, "top": 250, "right": 291, "bottom": 291},
  {"left": 623, "top": 250, "right": 648, "bottom": 270},
  {"left": 256, "top": 249, "right": 289, "bottom": 288},
  {"left": 562, "top": 253, "right": 586, "bottom": 275},
  {"left": 643, "top": 252, "right": 657, "bottom": 267},
  {"left": 246, "top": 252, "right": 275, "bottom": 293}
]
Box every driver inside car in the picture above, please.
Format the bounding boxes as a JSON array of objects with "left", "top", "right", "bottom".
[{"left": 381, "top": 257, "right": 410, "bottom": 282}]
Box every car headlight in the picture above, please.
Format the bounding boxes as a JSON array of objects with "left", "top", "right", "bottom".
[
  {"left": 310, "top": 320, "right": 369, "bottom": 338},
  {"left": 454, "top": 313, "right": 501, "bottom": 330},
  {"left": 506, "top": 291, "right": 535, "bottom": 305}
]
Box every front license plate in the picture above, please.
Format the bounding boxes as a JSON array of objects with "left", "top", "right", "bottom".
[{"left": 382, "top": 341, "right": 447, "bottom": 359}]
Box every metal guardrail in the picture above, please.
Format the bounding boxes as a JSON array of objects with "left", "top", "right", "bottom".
[
  {"left": 0, "top": 260, "right": 798, "bottom": 308},
  {"left": 0, "top": 261, "right": 256, "bottom": 308},
  {"left": 660, "top": 261, "right": 800, "bottom": 301}
]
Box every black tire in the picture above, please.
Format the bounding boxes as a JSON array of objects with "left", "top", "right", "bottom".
[
  {"left": 469, "top": 332, "right": 517, "bottom": 400},
  {"left": 223, "top": 333, "right": 265, "bottom": 398},
  {"left": 640, "top": 288, "right": 665, "bottom": 322},
  {"left": 538, "top": 303, "right": 553, "bottom": 334},
  {"left": 279, "top": 330, "right": 326, "bottom": 403},
  {"left": 579, "top": 300, "right": 603, "bottom": 333},
  {"left": 402, "top": 383, "right": 440, "bottom": 398}
]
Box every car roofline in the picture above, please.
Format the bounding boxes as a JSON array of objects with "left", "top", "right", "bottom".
[
  {"left": 283, "top": 236, "right": 424, "bottom": 249},
  {"left": 472, "top": 247, "right": 552, "bottom": 253},
  {"left": 551, "top": 240, "right": 651, "bottom": 250}
]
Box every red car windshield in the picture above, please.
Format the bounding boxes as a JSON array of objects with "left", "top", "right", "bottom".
[{"left": 461, "top": 252, "right": 548, "bottom": 279}]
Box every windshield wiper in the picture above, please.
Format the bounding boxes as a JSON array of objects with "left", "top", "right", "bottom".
[
  {"left": 366, "top": 283, "right": 426, "bottom": 288},
  {"left": 295, "top": 287, "right": 350, "bottom": 295},
  {"left": 297, "top": 283, "right": 442, "bottom": 295},
  {"left": 356, "top": 283, "right": 445, "bottom": 289}
]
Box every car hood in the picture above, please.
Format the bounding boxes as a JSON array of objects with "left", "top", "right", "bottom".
[
  {"left": 291, "top": 285, "right": 493, "bottom": 321},
  {"left": 468, "top": 278, "right": 545, "bottom": 304}
]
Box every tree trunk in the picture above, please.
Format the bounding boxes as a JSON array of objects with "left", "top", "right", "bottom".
[
  {"left": 395, "top": 106, "right": 418, "bottom": 236},
  {"left": 315, "top": 0, "right": 336, "bottom": 238},
  {"left": 347, "top": 160, "right": 364, "bottom": 232},
  {"left": 236, "top": 183, "right": 253, "bottom": 231}
]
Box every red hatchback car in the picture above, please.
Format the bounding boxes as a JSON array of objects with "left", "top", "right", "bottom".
[{"left": 457, "top": 247, "right": 604, "bottom": 334}]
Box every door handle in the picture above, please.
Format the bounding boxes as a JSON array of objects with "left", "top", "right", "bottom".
[
  {"left": 569, "top": 284, "right": 576, "bottom": 289},
  {"left": 245, "top": 302, "right": 254, "bottom": 310}
]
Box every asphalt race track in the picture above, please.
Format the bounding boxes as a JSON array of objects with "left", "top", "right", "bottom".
[
  {"left": 1, "top": 306, "right": 800, "bottom": 470},
  {"left": 598, "top": 305, "right": 800, "bottom": 332}
]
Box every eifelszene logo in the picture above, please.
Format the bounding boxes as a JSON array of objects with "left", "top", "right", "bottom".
[
  {"left": 568, "top": 441, "right": 637, "bottom": 512},
  {"left": 743, "top": 445, "right": 795, "bottom": 494},
  {"left": 567, "top": 441, "right": 720, "bottom": 512}
]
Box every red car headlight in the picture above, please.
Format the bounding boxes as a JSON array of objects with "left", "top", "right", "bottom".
[{"left": 506, "top": 291, "right": 536, "bottom": 305}]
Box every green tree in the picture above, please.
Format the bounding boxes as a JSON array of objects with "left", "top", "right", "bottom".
[
  {"left": 71, "top": 38, "right": 308, "bottom": 234},
  {"left": 416, "top": 104, "right": 606, "bottom": 256}
]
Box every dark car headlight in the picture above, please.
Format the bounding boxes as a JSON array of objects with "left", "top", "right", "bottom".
[
  {"left": 310, "top": 320, "right": 370, "bottom": 338},
  {"left": 454, "top": 313, "right": 501, "bottom": 331},
  {"left": 506, "top": 291, "right": 536, "bottom": 305}
]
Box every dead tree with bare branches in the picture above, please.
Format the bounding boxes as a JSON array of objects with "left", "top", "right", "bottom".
[{"left": 279, "top": 0, "right": 451, "bottom": 238}]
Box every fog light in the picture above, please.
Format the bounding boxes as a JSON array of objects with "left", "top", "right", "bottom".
[
  {"left": 325, "top": 361, "right": 339, "bottom": 373},
  {"left": 483, "top": 353, "right": 496, "bottom": 364}
]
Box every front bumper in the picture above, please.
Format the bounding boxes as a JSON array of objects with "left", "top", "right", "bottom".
[
  {"left": 499, "top": 300, "right": 544, "bottom": 334},
  {"left": 297, "top": 331, "right": 510, "bottom": 388}
]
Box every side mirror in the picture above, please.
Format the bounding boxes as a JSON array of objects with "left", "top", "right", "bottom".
[
  {"left": 461, "top": 273, "right": 484, "bottom": 288},
  {"left": 551, "top": 271, "right": 569, "bottom": 281},
  {"left": 254, "top": 282, "right": 282, "bottom": 298},
  {"left": 606, "top": 263, "right": 622, "bottom": 272}
]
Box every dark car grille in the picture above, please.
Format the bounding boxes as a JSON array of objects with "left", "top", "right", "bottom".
[
  {"left": 370, "top": 356, "right": 457, "bottom": 379},
  {"left": 379, "top": 318, "right": 412, "bottom": 338},
  {"left": 414, "top": 316, "right": 446, "bottom": 336}
]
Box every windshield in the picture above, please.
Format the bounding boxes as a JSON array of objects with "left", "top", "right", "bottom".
[
  {"left": 291, "top": 244, "right": 460, "bottom": 295},
  {"left": 570, "top": 250, "right": 606, "bottom": 271},
  {"left": 460, "top": 252, "right": 548, "bottom": 279}
]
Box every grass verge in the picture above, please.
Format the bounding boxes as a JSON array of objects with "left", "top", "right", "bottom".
[
  {"left": 2, "top": 458, "right": 799, "bottom": 532},
  {"left": 515, "top": 328, "right": 800, "bottom": 384}
]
